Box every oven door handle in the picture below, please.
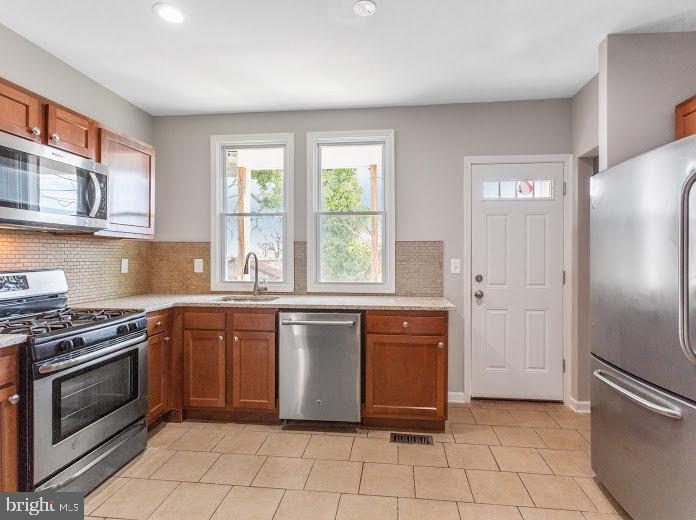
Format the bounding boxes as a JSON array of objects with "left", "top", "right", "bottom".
[{"left": 37, "top": 334, "right": 147, "bottom": 374}]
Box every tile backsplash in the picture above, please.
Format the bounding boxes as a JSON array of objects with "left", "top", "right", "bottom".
[{"left": 0, "top": 229, "right": 443, "bottom": 303}]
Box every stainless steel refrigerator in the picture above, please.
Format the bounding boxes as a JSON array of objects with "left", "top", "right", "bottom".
[{"left": 590, "top": 135, "right": 696, "bottom": 520}]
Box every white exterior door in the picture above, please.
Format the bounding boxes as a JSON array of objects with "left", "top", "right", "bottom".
[{"left": 470, "top": 161, "right": 565, "bottom": 400}]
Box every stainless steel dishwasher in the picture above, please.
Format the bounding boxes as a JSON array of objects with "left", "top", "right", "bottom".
[{"left": 279, "top": 312, "right": 361, "bottom": 422}]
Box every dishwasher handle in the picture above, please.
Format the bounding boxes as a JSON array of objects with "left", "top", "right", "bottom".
[{"left": 281, "top": 319, "right": 356, "bottom": 327}]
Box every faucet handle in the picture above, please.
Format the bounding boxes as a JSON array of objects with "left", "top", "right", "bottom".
[{"left": 259, "top": 279, "right": 269, "bottom": 293}]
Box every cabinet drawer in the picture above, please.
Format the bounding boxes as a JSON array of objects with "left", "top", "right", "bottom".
[
  {"left": 366, "top": 314, "right": 446, "bottom": 335},
  {"left": 147, "top": 311, "right": 171, "bottom": 336},
  {"left": 233, "top": 313, "right": 276, "bottom": 332},
  {"left": 184, "top": 311, "right": 226, "bottom": 330}
]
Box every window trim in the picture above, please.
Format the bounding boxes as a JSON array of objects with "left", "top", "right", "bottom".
[
  {"left": 306, "top": 129, "right": 396, "bottom": 294},
  {"left": 210, "top": 133, "right": 294, "bottom": 292}
]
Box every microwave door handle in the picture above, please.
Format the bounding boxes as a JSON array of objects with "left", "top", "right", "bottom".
[
  {"left": 593, "top": 370, "right": 682, "bottom": 420},
  {"left": 87, "top": 171, "right": 102, "bottom": 218},
  {"left": 678, "top": 168, "right": 696, "bottom": 364}
]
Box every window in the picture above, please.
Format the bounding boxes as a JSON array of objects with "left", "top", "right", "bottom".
[
  {"left": 210, "top": 134, "right": 294, "bottom": 291},
  {"left": 307, "top": 130, "right": 395, "bottom": 293},
  {"left": 482, "top": 179, "right": 553, "bottom": 200}
]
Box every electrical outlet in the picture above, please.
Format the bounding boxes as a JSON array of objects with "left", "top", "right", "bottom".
[
  {"left": 450, "top": 258, "right": 461, "bottom": 274},
  {"left": 194, "top": 258, "right": 204, "bottom": 273},
  {"left": 121, "top": 258, "right": 129, "bottom": 274}
]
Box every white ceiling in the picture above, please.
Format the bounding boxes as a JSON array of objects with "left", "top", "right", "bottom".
[{"left": 1, "top": 0, "right": 695, "bottom": 115}]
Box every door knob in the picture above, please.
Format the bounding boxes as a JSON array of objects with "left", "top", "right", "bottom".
[
  {"left": 29, "top": 127, "right": 41, "bottom": 136},
  {"left": 233, "top": 336, "right": 239, "bottom": 342},
  {"left": 474, "top": 274, "right": 483, "bottom": 282},
  {"left": 8, "top": 394, "right": 19, "bottom": 405},
  {"left": 474, "top": 290, "right": 484, "bottom": 299},
  {"left": 51, "top": 133, "right": 60, "bottom": 142},
  {"left": 218, "top": 336, "right": 224, "bottom": 342}
]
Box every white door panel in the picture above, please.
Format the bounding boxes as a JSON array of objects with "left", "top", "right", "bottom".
[{"left": 471, "top": 162, "right": 564, "bottom": 400}]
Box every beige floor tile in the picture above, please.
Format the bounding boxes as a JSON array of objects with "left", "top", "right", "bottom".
[
  {"left": 303, "top": 435, "right": 354, "bottom": 460},
  {"left": 582, "top": 514, "right": 623, "bottom": 520},
  {"left": 199, "top": 453, "right": 266, "bottom": 485},
  {"left": 211, "top": 486, "right": 284, "bottom": 520},
  {"left": 510, "top": 411, "right": 560, "bottom": 428},
  {"left": 148, "top": 425, "right": 189, "bottom": 449},
  {"left": 304, "top": 459, "right": 363, "bottom": 493},
  {"left": 519, "top": 507, "right": 585, "bottom": 519},
  {"left": 84, "top": 477, "right": 130, "bottom": 515},
  {"left": 491, "top": 446, "right": 552, "bottom": 474},
  {"left": 257, "top": 432, "right": 311, "bottom": 457},
  {"left": 369, "top": 430, "right": 454, "bottom": 443},
  {"left": 325, "top": 427, "right": 368, "bottom": 438},
  {"left": 414, "top": 466, "right": 473, "bottom": 502},
  {"left": 242, "top": 423, "right": 283, "bottom": 432},
  {"left": 535, "top": 429, "right": 591, "bottom": 451},
  {"left": 539, "top": 449, "right": 594, "bottom": 477},
  {"left": 578, "top": 430, "right": 591, "bottom": 444},
  {"left": 422, "top": 431, "right": 456, "bottom": 443},
  {"left": 149, "top": 482, "right": 230, "bottom": 520},
  {"left": 335, "top": 494, "right": 397, "bottom": 520},
  {"left": 168, "top": 429, "right": 225, "bottom": 452},
  {"left": 509, "top": 401, "right": 567, "bottom": 412},
  {"left": 549, "top": 412, "right": 591, "bottom": 430},
  {"left": 398, "top": 497, "right": 461, "bottom": 520},
  {"left": 493, "top": 427, "right": 547, "bottom": 448},
  {"left": 519, "top": 473, "right": 596, "bottom": 511},
  {"left": 350, "top": 437, "right": 398, "bottom": 463},
  {"left": 183, "top": 420, "right": 235, "bottom": 430},
  {"left": 398, "top": 443, "right": 448, "bottom": 467},
  {"left": 118, "top": 449, "right": 175, "bottom": 478},
  {"left": 211, "top": 431, "right": 269, "bottom": 454},
  {"left": 273, "top": 489, "right": 340, "bottom": 520},
  {"left": 471, "top": 408, "right": 519, "bottom": 426},
  {"left": 466, "top": 470, "right": 533, "bottom": 506},
  {"left": 149, "top": 451, "right": 220, "bottom": 482},
  {"left": 574, "top": 478, "right": 621, "bottom": 514},
  {"left": 444, "top": 443, "right": 498, "bottom": 470},
  {"left": 458, "top": 502, "right": 523, "bottom": 519},
  {"left": 359, "top": 462, "right": 414, "bottom": 497},
  {"left": 450, "top": 424, "right": 501, "bottom": 445},
  {"left": 92, "top": 478, "right": 178, "bottom": 520},
  {"left": 251, "top": 456, "right": 313, "bottom": 489},
  {"left": 449, "top": 406, "right": 477, "bottom": 424}
]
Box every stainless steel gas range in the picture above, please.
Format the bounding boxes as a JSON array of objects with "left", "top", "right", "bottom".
[{"left": 0, "top": 269, "right": 148, "bottom": 494}]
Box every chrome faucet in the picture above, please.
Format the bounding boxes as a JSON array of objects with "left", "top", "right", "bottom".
[{"left": 243, "top": 252, "right": 268, "bottom": 296}]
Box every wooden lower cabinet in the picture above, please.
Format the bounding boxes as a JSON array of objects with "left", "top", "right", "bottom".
[
  {"left": 0, "top": 346, "right": 19, "bottom": 492},
  {"left": 364, "top": 333, "right": 447, "bottom": 422},
  {"left": 147, "top": 332, "right": 171, "bottom": 423},
  {"left": 183, "top": 330, "right": 226, "bottom": 408},
  {"left": 232, "top": 331, "right": 276, "bottom": 410}
]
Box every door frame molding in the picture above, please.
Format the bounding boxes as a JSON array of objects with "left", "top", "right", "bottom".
[{"left": 462, "top": 154, "right": 576, "bottom": 406}]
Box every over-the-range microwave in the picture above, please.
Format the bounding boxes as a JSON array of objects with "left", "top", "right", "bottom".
[{"left": 0, "top": 131, "right": 108, "bottom": 231}]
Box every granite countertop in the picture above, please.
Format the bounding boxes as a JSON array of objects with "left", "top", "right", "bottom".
[
  {"left": 79, "top": 293, "right": 456, "bottom": 313},
  {"left": 0, "top": 333, "right": 27, "bottom": 350}
]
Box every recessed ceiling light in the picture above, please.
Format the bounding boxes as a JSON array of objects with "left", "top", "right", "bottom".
[
  {"left": 353, "top": 0, "right": 377, "bottom": 17},
  {"left": 152, "top": 3, "right": 185, "bottom": 24}
]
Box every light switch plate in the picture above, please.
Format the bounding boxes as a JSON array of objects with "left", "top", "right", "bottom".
[
  {"left": 194, "top": 258, "right": 204, "bottom": 273},
  {"left": 121, "top": 258, "right": 129, "bottom": 274},
  {"left": 450, "top": 258, "right": 461, "bottom": 274}
]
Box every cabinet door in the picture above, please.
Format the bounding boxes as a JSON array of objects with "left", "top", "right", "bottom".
[
  {"left": 676, "top": 95, "right": 696, "bottom": 140},
  {"left": 46, "top": 103, "right": 97, "bottom": 158},
  {"left": 98, "top": 129, "right": 155, "bottom": 238},
  {"left": 147, "top": 333, "right": 170, "bottom": 423},
  {"left": 365, "top": 334, "right": 446, "bottom": 420},
  {"left": 183, "top": 330, "right": 226, "bottom": 408},
  {"left": 0, "top": 80, "right": 42, "bottom": 142},
  {"left": 232, "top": 331, "right": 276, "bottom": 410}
]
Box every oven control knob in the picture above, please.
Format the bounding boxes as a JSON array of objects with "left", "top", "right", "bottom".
[
  {"left": 58, "top": 339, "right": 73, "bottom": 351},
  {"left": 73, "top": 337, "right": 86, "bottom": 348},
  {"left": 127, "top": 322, "right": 138, "bottom": 332},
  {"left": 117, "top": 324, "right": 129, "bottom": 335}
]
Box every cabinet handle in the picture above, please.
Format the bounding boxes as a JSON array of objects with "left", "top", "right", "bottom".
[
  {"left": 233, "top": 336, "right": 239, "bottom": 342},
  {"left": 51, "top": 132, "right": 60, "bottom": 142},
  {"left": 437, "top": 342, "right": 445, "bottom": 349},
  {"left": 30, "top": 127, "right": 41, "bottom": 136},
  {"left": 218, "top": 336, "right": 224, "bottom": 342},
  {"left": 155, "top": 321, "right": 162, "bottom": 327},
  {"left": 164, "top": 337, "right": 170, "bottom": 343},
  {"left": 402, "top": 321, "right": 409, "bottom": 328},
  {"left": 8, "top": 394, "right": 20, "bottom": 405}
]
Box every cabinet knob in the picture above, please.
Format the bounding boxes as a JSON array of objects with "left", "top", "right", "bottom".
[
  {"left": 402, "top": 321, "right": 409, "bottom": 328},
  {"left": 8, "top": 394, "right": 20, "bottom": 405},
  {"left": 29, "top": 126, "right": 41, "bottom": 136},
  {"left": 218, "top": 336, "right": 224, "bottom": 342},
  {"left": 233, "top": 336, "right": 239, "bottom": 342},
  {"left": 164, "top": 337, "right": 170, "bottom": 343},
  {"left": 437, "top": 342, "right": 445, "bottom": 349},
  {"left": 51, "top": 132, "right": 60, "bottom": 142},
  {"left": 155, "top": 321, "right": 162, "bottom": 327}
]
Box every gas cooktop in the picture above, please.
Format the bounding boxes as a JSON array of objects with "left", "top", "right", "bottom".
[{"left": 0, "top": 308, "right": 141, "bottom": 336}]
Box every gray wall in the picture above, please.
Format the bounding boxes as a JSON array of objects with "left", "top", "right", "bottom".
[
  {"left": 153, "top": 100, "right": 572, "bottom": 394},
  {"left": 599, "top": 32, "right": 696, "bottom": 169},
  {"left": 0, "top": 23, "right": 153, "bottom": 143},
  {"left": 571, "top": 75, "right": 599, "bottom": 157}
]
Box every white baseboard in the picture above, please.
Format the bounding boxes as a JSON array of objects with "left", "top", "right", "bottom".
[
  {"left": 566, "top": 396, "right": 591, "bottom": 413},
  {"left": 448, "top": 392, "right": 470, "bottom": 404}
]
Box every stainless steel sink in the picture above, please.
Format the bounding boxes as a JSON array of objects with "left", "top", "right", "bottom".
[{"left": 218, "top": 295, "right": 279, "bottom": 302}]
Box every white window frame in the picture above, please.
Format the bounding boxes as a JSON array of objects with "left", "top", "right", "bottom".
[
  {"left": 210, "top": 133, "right": 294, "bottom": 292},
  {"left": 306, "top": 129, "right": 395, "bottom": 294}
]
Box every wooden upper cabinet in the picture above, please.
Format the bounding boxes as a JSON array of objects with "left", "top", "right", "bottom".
[
  {"left": 232, "top": 331, "right": 276, "bottom": 410},
  {"left": 676, "top": 94, "right": 696, "bottom": 140},
  {"left": 183, "top": 330, "right": 226, "bottom": 408},
  {"left": 46, "top": 103, "right": 97, "bottom": 158},
  {"left": 0, "top": 80, "right": 42, "bottom": 142},
  {"left": 97, "top": 129, "right": 155, "bottom": 238}
]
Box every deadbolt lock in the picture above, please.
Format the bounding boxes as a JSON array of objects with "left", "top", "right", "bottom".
[{"left": 475, "top": 274, "right": 483, "bottom": 282}]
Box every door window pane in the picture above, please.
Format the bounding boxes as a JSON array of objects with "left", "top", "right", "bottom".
[
  {"left": 224, "top": 215, "right": 284, "bottom": 282},
  {"left": 224, "top": 147, "right": 285, "bottom": 213},
  {"left": 319, "top": 144, "right": 384, "bottom": 212},
  {"left": 320, "top": 214, "right": 383, "bottom": 283}
]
